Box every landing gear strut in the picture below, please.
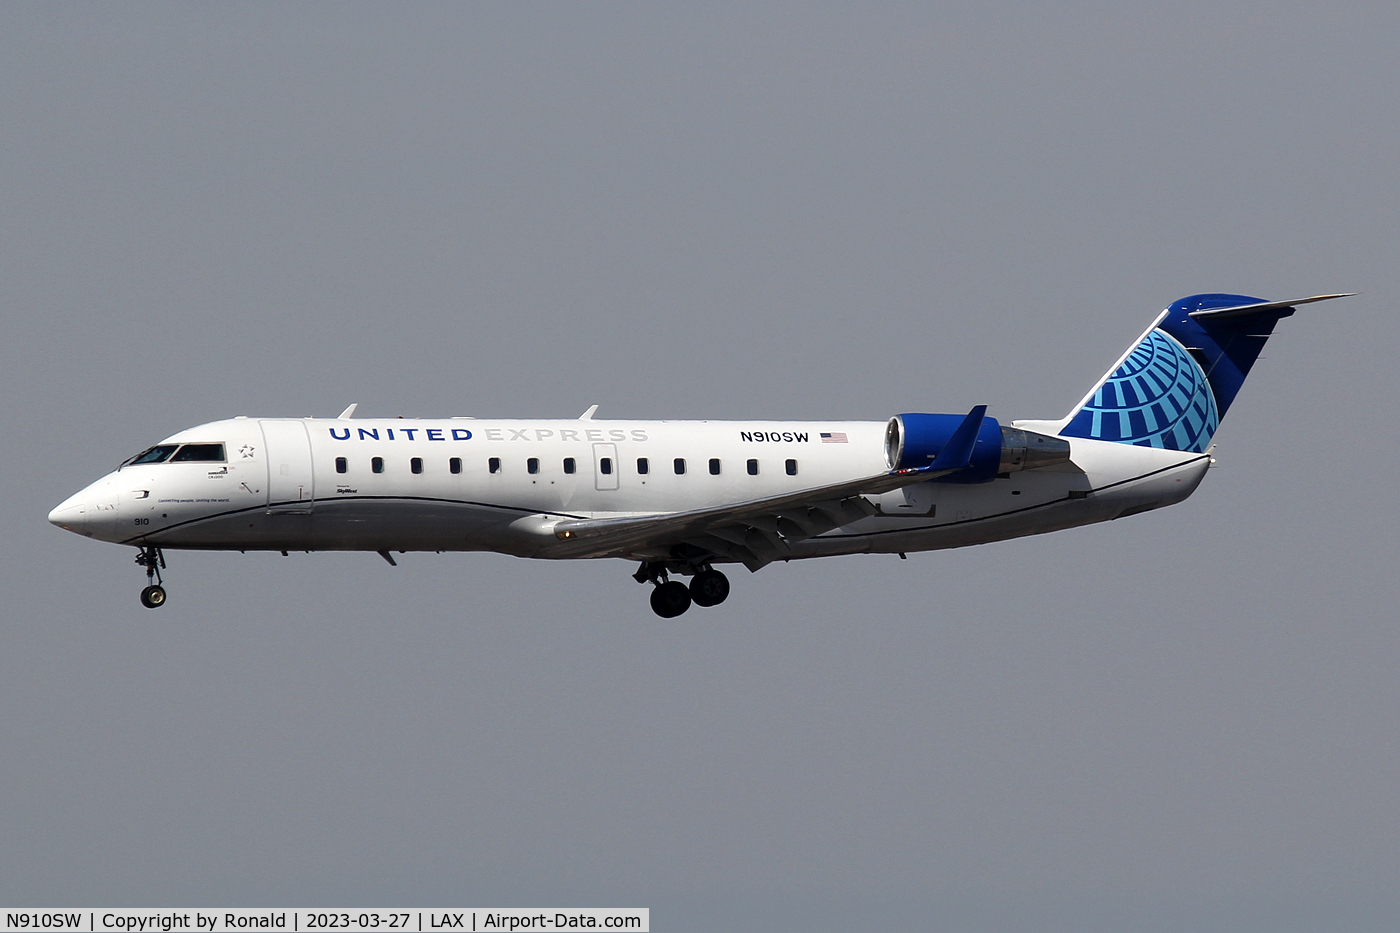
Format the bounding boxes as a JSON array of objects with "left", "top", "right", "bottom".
[
  {"left": 136, "top": 546, "right": 166, "bottom": 609},
  {"left": 636, "top": 561, "right": 730, "bottom": 617}
]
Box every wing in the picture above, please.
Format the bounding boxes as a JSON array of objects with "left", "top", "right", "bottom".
[{"left": 550, "top": 406, "right": 988, "bottom": 571}]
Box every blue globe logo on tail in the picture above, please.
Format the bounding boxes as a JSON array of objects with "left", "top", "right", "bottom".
[{"left": 1061, "top": 328, "right": 1218, "bottom": 452}]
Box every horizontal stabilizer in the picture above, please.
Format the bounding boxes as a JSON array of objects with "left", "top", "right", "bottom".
[{"left": 1187, "top": 293, "right": 1355, "bottom": 320}]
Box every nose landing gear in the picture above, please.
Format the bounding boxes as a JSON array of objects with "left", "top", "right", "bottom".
[
  {"left": 636, "top": 561, "right": 731, "bottom": 617},
  {"left": 136, "top": 546, "right": 167, "bottom": 609}
]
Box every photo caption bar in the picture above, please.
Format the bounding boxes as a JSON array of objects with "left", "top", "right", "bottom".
[{"left": 2, "top": 912, "right": 648, "bottom": 933}]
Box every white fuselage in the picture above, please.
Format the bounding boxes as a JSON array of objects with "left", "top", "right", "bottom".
[{"left": 49, "top": 415, "right": 1211, "bottom": 564}]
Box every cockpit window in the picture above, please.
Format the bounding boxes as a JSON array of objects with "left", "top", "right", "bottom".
[
  {"left": 125, "top": 445, "right": 179, "bottom": 466},
  {"left": 169, "top": 443, "right": 226, "bottom": 462}
]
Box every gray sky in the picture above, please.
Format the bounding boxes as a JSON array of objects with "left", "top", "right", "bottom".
[{"left": 3, "top": 3, "right": 1399, "bottom": 930}]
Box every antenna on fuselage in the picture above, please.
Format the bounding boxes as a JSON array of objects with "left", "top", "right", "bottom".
[
  {"left": 337, "top": 403, "right": 358, "bottom": 419},
  {"left": 579, "top": 404, "right": 599, "bottom": 420}
]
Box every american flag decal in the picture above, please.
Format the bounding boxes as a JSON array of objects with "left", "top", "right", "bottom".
[{"left": 820, "top": 432, "right": 848, "bottom": 444}]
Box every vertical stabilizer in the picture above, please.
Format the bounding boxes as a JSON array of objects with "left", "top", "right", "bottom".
[{"left": 1057, "top": 293, "right": 1350, "bottom": 452}]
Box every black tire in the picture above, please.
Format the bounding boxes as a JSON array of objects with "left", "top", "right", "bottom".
[
  {"left": 139, "top": 585, "right": 167, "bottom": 609},
  {"left": 689, "top": 569, "right": 730, "bottom": 607},
  {"left": 649, "top": 580, "right": 692, "bottom": 618}
]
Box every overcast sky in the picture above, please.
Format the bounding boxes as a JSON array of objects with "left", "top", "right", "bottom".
[{"left": 3, "top": 4, "right": 1399, "bottom": 930}]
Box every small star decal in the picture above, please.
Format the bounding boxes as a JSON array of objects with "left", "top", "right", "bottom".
[{"left": 239, "top": 445, "right": 256, "bottom": 459}]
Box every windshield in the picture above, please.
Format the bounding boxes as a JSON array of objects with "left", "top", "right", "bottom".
[
  {"left": 124, "top": 445, "right": 179, "bottom": 467},
  {"left": 169, "top": 443, "right": 226, "bottom": 462}
]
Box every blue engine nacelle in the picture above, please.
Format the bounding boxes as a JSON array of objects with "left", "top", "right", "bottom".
[
  {"left": 884, "top": 412, "right": 1004, "bottom": 483},
  {"left": 884, "top": 413, "right": 1072, "bottom": 483}
]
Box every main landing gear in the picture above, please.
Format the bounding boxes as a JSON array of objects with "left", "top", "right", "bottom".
[
  {"left": 690, "top": 569, "right": 730, "bottom": 607},
  {"left": 136, "top": 546, "right": 167, "bottom": 609},
  {"left": 636, "top": 562, "right": 731, "bottom": 618}
]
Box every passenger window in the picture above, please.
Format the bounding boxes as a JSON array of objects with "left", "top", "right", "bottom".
[
  {"left": 489, "top": 457, "right": 501, "bottom": 474},
  {"left": 450, "top": 457, "right": 462, "bottom": 474},
  {"left": 372, "top": 457, "right": 384, "bottom": 474},
  {"left": 709, "top": 458, "right": 721, "bottom": 475},
  {"left": 600, "top": 457, "right": 613, "bottom": 475},
  {"left": 786, "top": 458, "right": 798, "bottom": 476},
  {"left": 411, "top": 457, "right": 423, "bottom": 474},
  {"left": 527, "top": 458, "right": 540, "bottom": 475},
  {"left": 637, "top": 457, "right": 649, "bottom": 475},
  {"left": 674, "top": 458, "right": 686, "bottom": 475},
  {"left": 563, "top": 457, "right": 576, "bottom": 474},
  {"left": 747, "top": 459, "right": 759, "bottom": 475},
  {"left": 126, "top": 445, "right": 179, "bottom": 466},
  {"left": 170, "top": 443, "right": 226, "bottom": 462},
  {"left": 335, "top": 457, "right": 347, "bottom": 474}
]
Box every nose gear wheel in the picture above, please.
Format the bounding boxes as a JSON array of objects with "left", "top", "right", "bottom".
[{"left": 135, "top": 546, "right": 167, "bottom": 609}]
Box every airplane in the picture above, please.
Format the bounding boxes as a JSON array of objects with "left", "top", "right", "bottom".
[{"left": 49, "top": 292, "right": 1350, "bottom": 617}]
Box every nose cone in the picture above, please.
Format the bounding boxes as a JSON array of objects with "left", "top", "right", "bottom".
[
  {"left": 49, "top": 490, "right": 97, "bottom": 536},
  {"left": 48, "top": 493, "right": 86, "bottom": 529},
  {"left": 49, "top": 475, "right": 120, "bottom": 539}
]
